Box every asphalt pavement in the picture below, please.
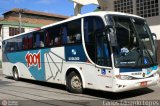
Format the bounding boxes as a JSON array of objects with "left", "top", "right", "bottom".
[{"left": 0, "top": 69, "right": 160, "bottom": 106}]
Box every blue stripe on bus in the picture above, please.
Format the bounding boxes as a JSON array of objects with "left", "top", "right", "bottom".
[
  {"left": 120, "top": 68, "right": 142, "bottom": 73},
  {"left": 65, "top": 45, "right": 87, "bottom": 62},
  {"left": 151, "top": 65, "right": 158, "bottom": 70},
  {"left": 6, "top": 49, "right": 50, "bottom": 81},
  {"left": 6, "top": 45, "right": 87, "bottom": 81},
  {"left": 120, "top": 65, "right": 158, "bottom": 73}
]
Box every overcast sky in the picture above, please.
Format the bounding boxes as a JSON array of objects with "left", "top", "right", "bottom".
[{"left": 0, "top": 0, "right": 98, "bottom": 16}]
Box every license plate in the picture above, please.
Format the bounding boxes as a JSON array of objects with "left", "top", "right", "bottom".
[{"left": 140, "top": 81, "right": 147, "bottom": 87}]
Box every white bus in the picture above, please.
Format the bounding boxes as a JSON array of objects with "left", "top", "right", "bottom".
[{"left": 2, "top": 11, "right": 159, "bottom": 93}]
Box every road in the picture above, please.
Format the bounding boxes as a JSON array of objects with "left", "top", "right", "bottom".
[{"left": 0, "top": 69, "right": 160, "bottom": 106}]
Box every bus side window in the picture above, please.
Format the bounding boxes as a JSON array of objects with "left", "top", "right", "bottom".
[
  {"left": 54, "top": 27, "right": 62, "bottom": 46},
  {"left": 61, "top": 27, "right": 67, "bottom": 44},
  {"left": 40, "top": 41, "right": 44, "bottom": 47},
  {"left": 84, "top": 16, "right": 111, "bottom": 67},
  {"left": 84, "top": 21, "right": 89, "bottom": 42},
  {"left": 75, "top": 33, "right": 81, "bottom": 43},
  {"left": 45, "top": 31, "right": 51, "bottom": 47},
  {"left": 84, "top": 17, "right": 96, "bottom": 63},
  {"left": 23, "top": 37, "right": 29, "bottom": 50},
  {"left": 16, "top": 36, "right": 23, "bottom": 51},
  {"left": 33, "top": 31, "right": 45, "bottom": 48},
  {"left": 66, "top": 19, "right": 81, "bottom": 44},
  {"left": 35, "top": 33, "right": 40, "bottom": 48},
  {"left": 5, "top": 42, "right": 8, "bottom": 52},
  {"left": 54, "top": 36, "right": 61, "bottom": 46},
  {"left": 28, "top": 37, "right": 33, "bottom": 49},
  {"left": 67, "top": 34, "right": 76, "bottom": 44},
  {"left": 44, "top": 27, "right": 56, "bottom": 47},
  {"left": 28, "top": 34, "right": 33, "bottom": 49}
]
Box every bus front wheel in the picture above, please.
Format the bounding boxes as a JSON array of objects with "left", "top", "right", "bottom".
[
  {"left": 66, "top": 71, "right": 83, "bottom": 93},
  {"left": 13, "top": 67, "right": 19, "bottom": 81}
]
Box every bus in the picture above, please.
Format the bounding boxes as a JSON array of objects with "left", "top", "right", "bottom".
[{"left": 2, "top": 11, "right": 159, "bottom": 93}]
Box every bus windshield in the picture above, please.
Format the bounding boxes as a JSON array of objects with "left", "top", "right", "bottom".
[{"left": 107, "top": 15, "right": 157, "bottom": 68}]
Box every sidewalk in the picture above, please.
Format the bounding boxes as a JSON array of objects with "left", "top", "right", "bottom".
[{"left": 0, "top": 68, "right": 3, "bottom": 75}]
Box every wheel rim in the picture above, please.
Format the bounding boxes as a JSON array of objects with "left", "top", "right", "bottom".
[
  {"left": 71, "top": 75, "right": 82, "bottom": 89},
  {"left": 14, "top": 69, "right": 18, "bottom": 79},
  {"left": 14, "top": 71, "right": 18, "bottom": 79}
]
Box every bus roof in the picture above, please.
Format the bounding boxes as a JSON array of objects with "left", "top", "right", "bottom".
[
  {"left": 3, "top": 11, "right": 144, "bottom": 41},
  {"left": 42, "top": 11, "right": 144, "bottom": 29}
]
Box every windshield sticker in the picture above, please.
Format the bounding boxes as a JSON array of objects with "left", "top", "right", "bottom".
[
  {"left": 144, "top": 58, "right": 148, "bottom": 65},
  {"left": 120, "top": 47, "right": 129, "bottom": 56},
  {"left": 101, "top": 69, "right": 106, "bottom": 75}
]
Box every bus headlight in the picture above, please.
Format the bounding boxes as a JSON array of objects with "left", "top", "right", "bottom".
[{"left": 115, "top": 75, "right": 133, "bottom": 80}]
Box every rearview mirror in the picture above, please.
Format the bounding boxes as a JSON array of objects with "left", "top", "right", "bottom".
[
  {"left": 152, "top": 33, "right": 157, "bottom": 39},
  {"left": 152, "top": 33, "right": 157, "bottom": 49}
]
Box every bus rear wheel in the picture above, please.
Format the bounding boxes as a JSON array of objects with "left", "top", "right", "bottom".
[
  {"left": 66, "top": 71, "right": 83, "bottom": 93},
  {"left": 13, "top": 67, "right": 19, "bottom": 81}
]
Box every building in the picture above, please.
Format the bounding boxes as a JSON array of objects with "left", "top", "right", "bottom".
[
  {"left": 0, "top": 8, "right": 69, "bottom": 60},
  {"left": 0, "top": 8, "right": 69, "bottom": 39},
  {"left": 105, "top": 0, "right": 159, "bottom": 34}
]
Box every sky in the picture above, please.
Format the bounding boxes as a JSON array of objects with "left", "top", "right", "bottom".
[{"left": 0, "top": 0, "right": 98, "bottom": 17}]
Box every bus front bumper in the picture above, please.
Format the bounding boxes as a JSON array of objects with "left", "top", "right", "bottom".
[{"left": 112, "top": 73, "right": 159, "bottom": 92}]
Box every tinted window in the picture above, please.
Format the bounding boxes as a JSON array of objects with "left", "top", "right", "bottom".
[
  {"left": 33, "top": 31, "right": 45, "bottom": 48},
  {"left": 44, "top": 19, "right": 81, "bottom": 47},
  {"left": 84, "top": 16, "right": 111, "bottom": 67},
  {"left": 22, "top": 34, "right": 33, "bottom": 50},
  {"left": 5, "top": 37, "right": 23, "bottom": 52},
  {"left": 84, "top": 16, "right": 104, "bottom": 43},
  {"left": 66, "top": 19, "right": 81, "bottom": 44},
  {"left": 4, "top": 19, "right": 82, "bottom": 52}
]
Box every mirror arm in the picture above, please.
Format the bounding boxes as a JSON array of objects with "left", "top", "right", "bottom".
[{"left": 152, "top": 33, "right": 157, "bottom": 39}]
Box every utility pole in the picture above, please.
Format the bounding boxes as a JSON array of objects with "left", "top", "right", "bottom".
[
  {"left": 18, "top": 9, "right": 24, "bottom": 34},
  {"left": 19, "top": 11, "right": 22, "bottom": 33}
]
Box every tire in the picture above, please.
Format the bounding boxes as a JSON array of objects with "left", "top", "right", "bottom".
[
  {"left": 13, "top": 67, "right": 19, "bottom": 81},
  {"left": 66, "top": 71, "right": 83, "bottom": 93}
]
